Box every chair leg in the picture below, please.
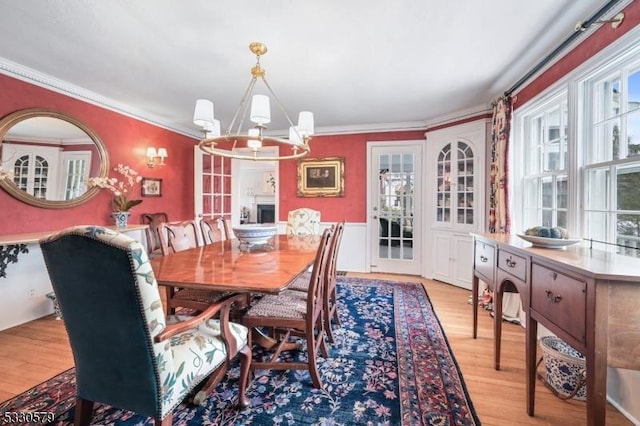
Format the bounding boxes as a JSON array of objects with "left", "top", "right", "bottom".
[
  {"left": 165, "top": 286, "right": 176, "bottom": 315},
  {"left": 237, "top": 345, "right": 252, "bottom": 409},
  {"left": 74, "top": 397, "right": 94, "bottom": 426},
  {"left": 193, "top": 363, "right": 228, "bottom": 406},
  {"left": 324, "top": 302, "right": 336, "bottom": 344},
  {"left": 330, "top": 287, "right": 341, "bottom": 326},
  {"left": 324, "top": 287, "right": 340, "bottom": 344},
  {"left": 307, "top": 324, "right": 324, "bottom": 389},
  {"left": 155, "top": 414, "right": 172, "bottom": 426}
]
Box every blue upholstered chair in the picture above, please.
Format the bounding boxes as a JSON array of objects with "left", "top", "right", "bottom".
[{"left": 39, "top": 225, "right": 251, "bottom": 426}]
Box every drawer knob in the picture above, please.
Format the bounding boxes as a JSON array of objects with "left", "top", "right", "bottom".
[
  {"left": 480, "top": 255, "right": 488, "bottom": 263},
  {"left": 545, "top": 289, "right": 562, "bottom": 303},
  {"left": 505, "top": 258, "right": 517, "bottom": 268}
]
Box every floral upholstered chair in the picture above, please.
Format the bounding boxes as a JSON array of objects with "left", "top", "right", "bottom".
[
  {"left": 286, "top": 208, "right": 321, "bottom": 236},
  {"left": 39, "top": 226, "right": 251, "bottom": 426}
]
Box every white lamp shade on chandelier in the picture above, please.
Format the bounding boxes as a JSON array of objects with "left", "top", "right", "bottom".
[
  {"left": 250, "top": 94, "right": 271, "bottom": 125},
  {"left": 192, "top": 42, "right": 314, "bottom": 161}
]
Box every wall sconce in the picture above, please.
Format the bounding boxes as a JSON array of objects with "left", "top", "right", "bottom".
[{"left": 146, "top": 147, "right": 167, "bottom": 168}]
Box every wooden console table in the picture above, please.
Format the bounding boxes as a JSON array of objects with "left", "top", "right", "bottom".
[{"left": 471, "top": 232, "right": 640, "bottom": 426}]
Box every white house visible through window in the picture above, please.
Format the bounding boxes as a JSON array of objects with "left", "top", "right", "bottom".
[
  {"left": 517, "top": 91, "right": 569, "bottom": 231},
  {"left": 583, "top": 60, "right": 640, "bottom": 257}
]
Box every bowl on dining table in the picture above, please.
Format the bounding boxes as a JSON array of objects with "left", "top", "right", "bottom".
[{"left": 232, "top": 224, "right": 278, "bottom": 246}]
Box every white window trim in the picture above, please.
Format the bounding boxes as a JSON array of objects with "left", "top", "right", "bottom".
[{"left": 512, "top": 25, "right": 640, "bottom": 242}]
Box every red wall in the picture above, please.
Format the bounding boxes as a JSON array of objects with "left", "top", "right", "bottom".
[
  {"left": 278, "top": 131, "right": 426, "bottom": 223},
  {"left": 0, "top": 74, "right": 198, "bottom": 234},
  {"left": 3, "top": 4, "right": 637, "bottom": 235}
]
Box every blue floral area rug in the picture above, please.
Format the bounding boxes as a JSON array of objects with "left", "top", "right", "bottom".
[{"left": 0, "top": 277, "right": 480, "bottom": 425}]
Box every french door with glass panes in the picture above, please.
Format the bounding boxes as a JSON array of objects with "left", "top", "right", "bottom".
[
  {"left": 194, "top": 147, "right": 232, "bottom": 242},
  {"left": 368, "top": 142, "right": 422, "bottom": 275}
]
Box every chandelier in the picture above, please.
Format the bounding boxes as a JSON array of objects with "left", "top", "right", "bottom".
[{"left": 193, "top": 42, "right": 314, "bottom": 161}]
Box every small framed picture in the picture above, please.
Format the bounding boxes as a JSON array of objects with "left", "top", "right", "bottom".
[
  {"left": 297, "top": 157, "right": 345, "bottom": 197},
  {"left": 141, "top": 177, "right": 162, "bottom": 197}
]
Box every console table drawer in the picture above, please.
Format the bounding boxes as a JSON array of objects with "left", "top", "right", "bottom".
[
  {"left": 474, "top": 240, "right": 495, "bottom": 281},
  {"left": 498, "top": 249, "right": 527, "bottom": 282},
  {"left": 531, "top": 263, "right": 587, "bottom": 344}
]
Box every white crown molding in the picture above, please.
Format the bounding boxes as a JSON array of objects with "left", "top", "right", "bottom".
[
  {"left": 310, "top": 120, "right": 429, "bottom": 136},
  {"left": 424, "top": 103, "right": 491, "bottom": 129},
  {"left": 0, "top": 57, "right": 199, "bottom": 139}
]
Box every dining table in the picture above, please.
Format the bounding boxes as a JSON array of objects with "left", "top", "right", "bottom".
[
  {"left": 149, "top": 234, "right": 320, "bottom": 294},
  {"left": 149, "top": 233, "right": 321, "bottom": 349}
]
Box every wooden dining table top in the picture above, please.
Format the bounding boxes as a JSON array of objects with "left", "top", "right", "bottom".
[{"left": 149, "top": 234, "right": 320, "bottom": 294}]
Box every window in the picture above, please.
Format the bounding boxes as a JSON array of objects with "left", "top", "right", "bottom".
[
  {"left": 514, "top": 36, "right": 640, "bottom": 258},
  {"left": 515, "top": 91, "right": 569, "bottom": 231},
  {"left": 583, "top": 60, "right": 640, "bottom": 257}
]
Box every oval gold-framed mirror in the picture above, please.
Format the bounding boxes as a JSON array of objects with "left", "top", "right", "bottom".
[{"left": 0, "top": 108, "right": 109, "bottom": 209}]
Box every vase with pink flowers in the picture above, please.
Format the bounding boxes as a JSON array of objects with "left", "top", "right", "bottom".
[{"left": 87, "top": 164, "right": 143, "bottom": 228}]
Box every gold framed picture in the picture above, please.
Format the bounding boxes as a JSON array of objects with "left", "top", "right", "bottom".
[{"left": 297, "top": 157, "right": 344, "bottom": 197}]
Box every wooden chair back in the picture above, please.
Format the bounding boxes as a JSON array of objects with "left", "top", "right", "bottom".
[
  {"left": 160, "top": 220, "right": 200, "bottom": 255},
  {"left": 141, "top": 212, "right": 168, "bottom": 257},
  {"left": 200, "top": 217, "right": 228, "bottom": 245}
]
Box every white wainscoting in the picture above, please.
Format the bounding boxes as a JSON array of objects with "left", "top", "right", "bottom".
[
  {"left": 0, "top": 227, "right": 146, "bottom": 331},
  {"left": 277, "top": 221, "right": 368, "bottom": 273},
  {"left": 1, "top": 224, "right": 368, "bottom": 331}
]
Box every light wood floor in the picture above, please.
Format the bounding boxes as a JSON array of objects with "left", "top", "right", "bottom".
[{"left": 0, "top": 273, "right": 632, "bottom": 425}]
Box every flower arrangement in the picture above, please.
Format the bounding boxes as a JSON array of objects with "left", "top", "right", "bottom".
[{"left": 87, "top": 164, "right": 143, "bottom": 211}]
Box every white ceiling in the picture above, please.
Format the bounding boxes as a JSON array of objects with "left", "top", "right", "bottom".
[{"left": 0, "top": 1, "right": 618, "bottom": 138}]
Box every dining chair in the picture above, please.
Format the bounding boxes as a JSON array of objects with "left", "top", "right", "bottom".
[
  {"left": 160, "top": 220, "right": 232, "bottom": 314},
  {"left": 39, "top": 225, "right": 251, "bottom": 425},
  {"left": 141, "top": 212, "right": 168, "bottom": 258},
  {"left": 285, "top": 208, "right": 321, "bottom": 236},
  {"left": 159, "top": 220, "right": 200, "bottom": 255},
  {"left": 200, "top": 216, "right": 229, "bottom": 245},
  {"left": 289, "top": 221, "right": 345, "bottom": 343},
  {"left": 241, "top": 227, "right": 333, "bottom": 388},
  {"left": 219, "top": 216, "right": 231, "bottom": 240}
]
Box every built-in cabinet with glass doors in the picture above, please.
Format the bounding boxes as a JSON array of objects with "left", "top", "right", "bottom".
[{"left": 427, "top": 121, "right": 486, "bottom": 289}]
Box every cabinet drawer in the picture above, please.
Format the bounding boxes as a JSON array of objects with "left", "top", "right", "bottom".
[
  {"left": 474, "top": 240, "right": 495, "bottom": 281},
  {"left": 497, "top": 249, "right": 527, "bottom": 282},
  {"left": 531, "top": 263, "right": 587, "bottom": 344}
]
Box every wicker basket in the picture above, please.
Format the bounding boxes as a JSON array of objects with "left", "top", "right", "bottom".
[{"left": 539, "top": 336, "right": 586, "bottom": 401}]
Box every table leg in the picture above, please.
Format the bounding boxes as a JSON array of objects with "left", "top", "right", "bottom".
[
  {"left": 472, "top": 275, "right": 479, "bottom": 339},
  {"left": 526, "top": 314, "right": 537, "bottom": 416},
  {"left": 493, "top": 285, "right": 504, "bottom": 370}
]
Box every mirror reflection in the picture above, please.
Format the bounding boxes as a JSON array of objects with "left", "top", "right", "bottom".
[{"left": 0, "top": 109, "right": 108, "bottom": 209}]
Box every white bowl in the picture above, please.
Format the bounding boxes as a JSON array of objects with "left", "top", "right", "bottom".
[
  {"left": 232, "top": 224, "right": 278, "bottom": 245},
  {"left": 516, "top": 233, "right": 581, "bottom": 249}
]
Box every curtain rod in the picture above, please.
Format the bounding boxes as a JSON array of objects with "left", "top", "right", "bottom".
[{"left": 504, "top": 0, "right": 624, "bottom": 97}]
